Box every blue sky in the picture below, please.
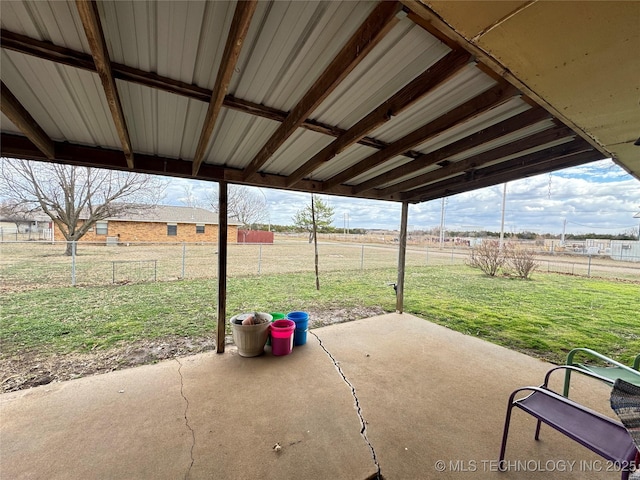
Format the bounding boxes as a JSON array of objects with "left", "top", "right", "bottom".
[{"left": 162, "top": 159, "right": 640, "bottom": 236}]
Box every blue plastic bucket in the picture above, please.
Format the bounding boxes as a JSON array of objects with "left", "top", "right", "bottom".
[{"left": 287, "top": 311, "right": 309, "bottom": 346}]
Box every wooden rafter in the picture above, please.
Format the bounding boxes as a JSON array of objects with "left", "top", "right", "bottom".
[
  {"left": 0, "top": 29, "right": 422, "bottom": 160},
  {"left": 285, "top": 48, "right": 471, "bottom": 187},
  {"left": 192, "top": 1, "right": 257, "bottom": 176},
  {"left": 75, "top": 0, "right": 134, "bottom": 169},
  {"left": 1, "top": 81, "right": 55, "bottom": 159},
  {"left": 353, "top": 107, "right": 551, "bottom": 194},
  {"left": 402, "top": 141, "right": 597, "bottom": 202},
  {"left": 377, "top": 124, "right": 573, "bottom": 197},
  {"left": 323, "top": 83, "right": 518, "bottom": 190},
  {"left": 241, "top": 1, "right": 403, "bottom": 181}
]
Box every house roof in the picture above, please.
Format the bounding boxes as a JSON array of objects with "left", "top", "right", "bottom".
[
  {"left": 103, "top": 205, "right": 240, "bottom": 225},
  {"left": 1, "top": 1, "right": 637, "bottom": 205}
]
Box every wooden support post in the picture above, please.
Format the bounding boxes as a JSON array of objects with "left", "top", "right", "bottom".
[
  {"left": 396, "top": 202, "right": 408, "bottom": 313},
  {"left": 216, "top": 181, "right": 228, "bottom": 353}
]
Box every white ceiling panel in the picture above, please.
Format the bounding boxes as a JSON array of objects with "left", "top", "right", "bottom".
[
  {"left": 368, "top": 64, "right": 497, "bottom": 144},
  {"left": 312, "top": 19, "right": 450, "bottom": 129},
  {"left": 230, "top": 1, "right": 376, "bottom": 112},
  {"left": 205, "top": 109, "right": 280, "bottom": 169},
  {"left": 2, "top": 49, "right": 119, "bottom": 147}
]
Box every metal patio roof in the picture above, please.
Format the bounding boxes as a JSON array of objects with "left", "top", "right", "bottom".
[{"left": 1, "top": 0, "right": 638, "bottom": 205}]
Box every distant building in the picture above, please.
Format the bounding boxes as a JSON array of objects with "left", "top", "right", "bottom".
[
  {"left": 610, "top": 240, "right": 640, "bottom": 263},
  {"left": 52, "top": 205, "right": 241, "bottom": 244}
]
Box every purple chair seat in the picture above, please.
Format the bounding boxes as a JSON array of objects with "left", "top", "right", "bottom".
[{"left": 499, "top": 367, "right": 638, "bottom": 480}]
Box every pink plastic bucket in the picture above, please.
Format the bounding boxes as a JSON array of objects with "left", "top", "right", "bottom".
[{"left": 270, "top": 319, "right": 295, "bottom": 356}]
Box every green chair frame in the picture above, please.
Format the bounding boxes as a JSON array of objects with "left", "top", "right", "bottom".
[{"left": 563, "top": 348, "right": 640, "bottom": 397}]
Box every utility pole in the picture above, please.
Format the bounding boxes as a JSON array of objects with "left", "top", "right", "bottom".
[
  {"left": 499, "top": 183, "right": 507, "bottom": 250},
  {"left": 561, "top": 218, "right": 567, "bottom": 245},
  {"left": 439, "top": 197, "right": 446, "bottom": 249}
]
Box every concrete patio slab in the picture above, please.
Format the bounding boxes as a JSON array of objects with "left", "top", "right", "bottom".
[{"left": 0, "top": 314, "right": 624, "bottom": 480}]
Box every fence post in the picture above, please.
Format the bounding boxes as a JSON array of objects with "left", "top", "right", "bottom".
[
  {"left": 182, "top": 242, "right": 186, "bottom": 279},
  {"left": 360, "top": 244, "right": 365, "bottom": 271},
  {"left": 258, "top": 243, "right": 262, "bottom": 274},
  {"left": 71, "top": 241, "right": 77, "bottom": 286},
  {"left": 425, "top": 245, "right": 428, "bottom": 265},
  {"left": 587, "top": 256, "right": 592, "bottom": 277},
  {"left": 154, "top": 260, "right": 157, "bottom": 282},
  {"left": 112, "top": 261, "right": 116, "bottom": 284}
]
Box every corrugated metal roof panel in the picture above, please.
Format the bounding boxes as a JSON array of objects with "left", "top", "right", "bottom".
[
  {"left": 262, "top": 128, "right": 334, "bottom": 175},
  {"left": 230, "top": 1, "right": 376, "bottom": 111},
  {"left": 205, "top": 109, "right": 280, "bottom": 168},
  {"left": 309, "top": 143, "right": 379, "bottom": 181},
  {"left": 446, "top": 120, "right": 558, "bottom": 162},
  {"left": 2, "top": 49, "right": 120, "bottom": 147},
  {"left": 98, "top": 1, "right": 234, "bottom": 87},
  {"left": 409, "top": 136, "right": 576, "bottom": 188},
  {"left": 0, "top": 113, "right": 22, "bottom": 135},
  {"left": 412, "top": 97, "right": 531, "bottom": 153},
  {"left": 117, "top": 81, "right": 208, "bottom": 159},
  {"left": 350, "top": 155, "right": 412, "bottom": 185},
  {"left": 369, "top": 64, "right": 497, "bottom": 143},
  {"left": 312, "top": 20, "right": 450, "bottom": 129},
  {"left": 370, "top": 120, "right": 560, "bottom": 190},
  {"left": 0, "top": 0, "right": 89, "bottom": 52}
]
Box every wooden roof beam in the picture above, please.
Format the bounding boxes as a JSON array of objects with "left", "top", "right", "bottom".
[
  {"left": 76, "top": 0, "right": 134, "bottom": 169},
  {"left": 0, "top": 133, "right": 357, "bottom": 200},
  {"left": 401, "top": 141, "right": 599, "bottom": 202},
  {"left": 377, "top": 124, "right": 573, "bottom": 197},
  {"left": 192, "top": 1, "right": 257, "bottom": 176},
  {"left": 241, "top": 1, "right": 404, "bottom": 181},
  {"left": 285, "top": 48, "right": 472, "bottom": 187},
  {"left": 323, "top": 82, "right": 518, "bottom": 190},
  {"left": 1, "top": 81, "right": 55, "bottom": 159},
  {"left": 1, "top": 29, "right": 425, "bottom": 159},
  {"left": 353, "top": 107, "right": 551, "bottom": 194}
]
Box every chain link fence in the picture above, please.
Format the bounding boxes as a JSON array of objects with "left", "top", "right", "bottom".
[{"left": 1, "top": 240, "right": 638, "bottom": 291}]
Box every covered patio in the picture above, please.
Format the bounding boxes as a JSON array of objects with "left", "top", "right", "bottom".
[
  {"left": 1, "top": 314, "right": 617, "bottom": 480},
  {"left": 1, "top": 1, "right": 638, "bottom": 478}
]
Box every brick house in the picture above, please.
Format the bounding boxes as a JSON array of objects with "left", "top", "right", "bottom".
[{"left": 53, "top": 205, "right": 240, "bottom": 244}]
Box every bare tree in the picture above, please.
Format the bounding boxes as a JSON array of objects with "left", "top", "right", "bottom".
[
  {"left": 0, "top": 158, "right": 167, "bottom": 255},
  {"left": 179, "top": 184, "right": 200, "bottom": 208},
  {"left": 209, "top": 185, "right": 267, "bottom": 228},
  {"left": 0, "top": 199, "right": 32, "bottom": 228}
]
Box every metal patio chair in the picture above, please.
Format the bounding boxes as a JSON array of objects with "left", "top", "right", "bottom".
[
  {"left": 499, "top": 366, "right": 638, "bottom": 480},
  {"left": 563, "top": 348, "right": 640, "bottom": 397}
]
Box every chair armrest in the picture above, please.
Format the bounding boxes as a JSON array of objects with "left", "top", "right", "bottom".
[
  {"left": 548, "top": 364, "right": 615, "bottom": 389},
  {"left": 566, "top": 348, "right": 640, "bottom": 376}
]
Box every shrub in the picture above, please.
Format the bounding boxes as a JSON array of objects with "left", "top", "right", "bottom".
[
  {"left": 505, "top": 244, "right": 539, "bottom": 279},
  {"left": 469, "top": 240, "right": 504, "bottom": 276}
]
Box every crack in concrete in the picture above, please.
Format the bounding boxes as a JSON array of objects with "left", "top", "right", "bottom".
[
  {"left": 309, "top": 331, "right": 381, "bottom": 480},
  {"left": 176, "top": 359, "right": 195, "bottom": 480}
]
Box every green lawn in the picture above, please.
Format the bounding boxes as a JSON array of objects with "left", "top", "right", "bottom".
[{"left": 1, "top": 266, "right": 638, "bottom": 365}]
